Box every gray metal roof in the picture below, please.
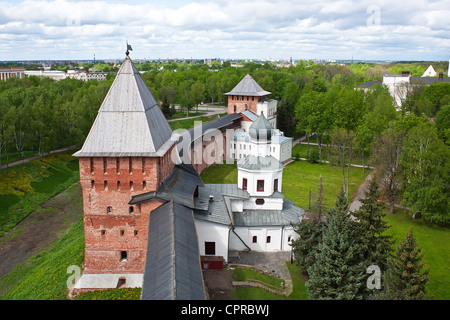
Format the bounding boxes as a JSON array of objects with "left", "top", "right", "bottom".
[
  {"left": 141, "top": 200, "right": 205, "bottom": 300},
  {"left": 233, "top": 199, "right": 304, "bottom": 227},
  {"left": 224, "top": 74, "right": 271, "bottom": 97},
  {"left": 241, "top": 109, "right": 258, "bottom": 122},
  {"left": 73, "top": 57, "right": 174, "bottom": 157},
  {"left": 128, "top": 164, "right": 203, "bottom": 208},
  {"left": 237, "top": 155, "right": 284, "bottom": 171},
  {"left": 194, "top": 184, "right": 250, "bottom": 225}
]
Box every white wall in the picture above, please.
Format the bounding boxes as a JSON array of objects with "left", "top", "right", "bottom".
[
  {"left": 280, "top": 140, "right": 293, "bottom": 163},
  {"left": 194, "top": 219, "right": 230, "bottom": 262},
  {"left": 237, "top": 168, "right": 283, "bottom": 197}
]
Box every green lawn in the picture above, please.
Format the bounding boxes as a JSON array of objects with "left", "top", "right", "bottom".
[{"left": 0, "top": 152, "right": 80, "bottom": 236}]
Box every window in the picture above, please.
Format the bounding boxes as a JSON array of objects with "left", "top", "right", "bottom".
[
  {"left": 90, "top": 158, "right": 94, "bottom": 174},
  {"left": 117, "top": 181, "right": 121, "bottom": 190},
  {"left": 142, "top": 158, "right": 146, "bottom": 173},
  {"left": 274, "top": 179, "right": 278, "bottom": 192},
  {"left": 255, "top": 198, "right": 265, "bottom": 205},
  {"left": 130, "top": 181, "right": 134, "bottom": 190},
  {"left": 266, "top": 236, "right": 271, "bottom": 243},
  {"left": 120, "top": 230, "right": 125, "bottom": 236},
  {"left": 91, "top": 180, "right": 94, "bottom": 189},
  {"left": 234, "top": 105, "right": 237, "bottom": 112},
  {"left": 129, "top": 206, "right": 134, "bottom": 214},
  {"left": 257, "top": 180, "right": 264, "bottom": 192},
  {"left": 103, "top": 158, "right": 107, "bottom": 173},
  {"left": 101, "top": 230, "right": 106, "bottom": 236},
  {"left": 129, "top": 158, "right": 132, "bottom": 174},
  {"left": 104, "top": 180, "right": 108, "bottom": 190},
  {"left": 107, "top": 206, "right": 112, "bottom": 213},
  {"left": 134, "top": 230, "right": 138, "bottom": 236},
  {"left": 205, "top": 242, "right": 216, "bottom": 255},
  {"left": 116, "top": 158, "right": 120, "bottom": 174},
  {"left": 252, "top": 236, "right": 257, "bottom": 243},
  {"left": 242, "top": 178, "right": 247, "bottom": 190},
  {"left": 142, "top": 181, "right": 146, "bottom": 190},
  {"left": 120, "top": 251, "right": 127, "bottom": 261}
]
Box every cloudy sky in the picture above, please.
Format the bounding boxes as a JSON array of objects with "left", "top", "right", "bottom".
[{"left": 0, "top": 0, "right": 449, "bottom": 61}]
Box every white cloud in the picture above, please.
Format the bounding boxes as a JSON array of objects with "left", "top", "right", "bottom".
[{"left": 0, "top": 0, "right": 449, "bottom": 60}]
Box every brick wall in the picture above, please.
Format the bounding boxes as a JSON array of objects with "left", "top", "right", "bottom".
[
  {"left": 227, "top": 95, "right": 265, "bottom": 114},
  {"left": 78, "top": 144, "right": 176, "bottom": 274}
]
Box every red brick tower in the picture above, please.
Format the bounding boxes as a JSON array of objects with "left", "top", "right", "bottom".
[
  {"left": 224, "top": 74, "right": 271, "bottom": 114},
  {"left": 73, "top": 54, "right": 176, "bottom": 276}
]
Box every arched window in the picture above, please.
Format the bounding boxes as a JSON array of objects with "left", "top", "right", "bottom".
[
  {"left": 129, "top": 206, "right": 134, "bottom": 214},
  {"left": 252, "top": 236, "right": 257, "bottom": 243},
  {"left": 266, "top": 236, "right": 271, "bottom": 243},
  {"left": 107, "top": 206, "right": 112, "bottom": 213}
]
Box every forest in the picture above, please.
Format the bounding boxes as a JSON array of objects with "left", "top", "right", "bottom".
[{"left": 0, "top": 59, "right": 448, "bottom": 225}]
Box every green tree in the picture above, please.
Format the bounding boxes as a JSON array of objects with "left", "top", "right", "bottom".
[
  {"left": 401, "top": 122, "right": 450, "bottom": 225},
  {"left": 372, "top": 126, "right": 403, "bottom": 214},
  {"left": 379, "top": 228, "right": 429, "bottom": 300},
  {"left": 306, "top": 192, "right": 366, "bottom": 300},
  {"left": 435, "top": 104, "right": 450, "bottom": 145},
  {"left": 291, "top": 175, "right": 328, "bottom": 273},
  {"left": 352, "top": 179, "right": 394, "bottom": 299}
]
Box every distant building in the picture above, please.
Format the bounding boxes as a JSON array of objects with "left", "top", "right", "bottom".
[
  {"left": 24, "top": 70, "right": 66, "bottom": 81},
  {"left": 358, "top": 69, "right": 450, "bottom": 107},
  {"left": 66, "top": 70, "right": 107, "bottom": 81},
  {"left": 0, "top": 68, "right": 25, "bottom": 80},
  {"left": 422, "top": 65, "right": 437, "bottom": 77},
  {"left": 24, "top": 69, "right": 107, "bottom": 81}
]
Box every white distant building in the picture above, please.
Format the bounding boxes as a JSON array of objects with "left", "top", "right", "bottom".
[
  {"left": 358, "top": 68, "right": 450, "bottom": 108},
  {"left": 25, "top": 70, "right": 66, "bottom": 81},
  {"left": 0, "top": 68, "right": 25, "bottom": 80},
  {"left": 422, "top": 65, "right": 437, "bottom": 77}
]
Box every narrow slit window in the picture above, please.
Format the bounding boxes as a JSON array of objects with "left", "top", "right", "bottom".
[
  {"left": 120, "top": 251, "right": 127, "bottom": 261},
  {"left": 107, "top": 206, "right": 112, "bottom": 214}
]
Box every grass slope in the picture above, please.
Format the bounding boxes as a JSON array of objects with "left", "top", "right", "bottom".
[{"left": 0, "top": 152, "right": 79, "bottom": 236}]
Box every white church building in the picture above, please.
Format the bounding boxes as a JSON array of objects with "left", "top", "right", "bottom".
[{"left": 193, "top": 113, "right": 304, "bottom": 262}]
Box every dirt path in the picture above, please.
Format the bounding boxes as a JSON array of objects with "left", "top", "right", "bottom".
[{"left": 0, "top": 183, "right": 83, "bottom": 278}]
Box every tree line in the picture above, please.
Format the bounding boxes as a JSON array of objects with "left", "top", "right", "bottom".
[{"left": 0, "top": 76, "right": 111, "bottom": 165}]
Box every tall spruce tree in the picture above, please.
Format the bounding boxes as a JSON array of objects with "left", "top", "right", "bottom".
[
  {"left": 353, "top": 179, "right": 394, "bottom": 270},
  {"left": 306, "top": 191, "right": 366, "bottom": 300},
  {"left": 291, "top": 175, "right": 328, "bottom": 273},
  {"left": 379, "top": 228, "right": 429, "bottom": 300}
]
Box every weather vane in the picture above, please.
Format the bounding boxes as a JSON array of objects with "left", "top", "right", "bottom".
[{"left": 126, "top": 41, "right": 133, "bottom": 57}]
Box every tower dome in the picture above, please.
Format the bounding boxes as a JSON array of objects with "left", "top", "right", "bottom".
[{"left": 249, "top": 112, "right": 273, "bottom": 142}]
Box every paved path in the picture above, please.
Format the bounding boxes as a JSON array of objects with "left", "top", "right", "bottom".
[
  {"left": 0, "top": 145, "right": 78, "bottom": 171},
  {"left": 349, "top": 171, "right": 374, "bottom": 212}
]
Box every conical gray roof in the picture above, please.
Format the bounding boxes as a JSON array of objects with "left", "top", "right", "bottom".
[
  {"left": 224, "top": 74, "right": 271, "bottom": 97},
  {"left": 73, "top": 57, "right": 174, "bottom": 157}
]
